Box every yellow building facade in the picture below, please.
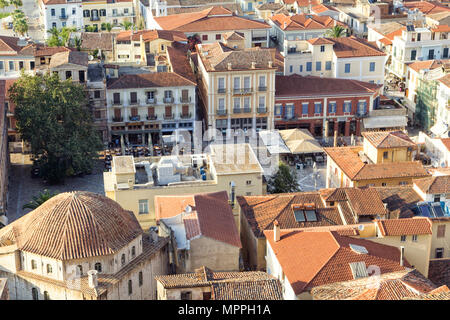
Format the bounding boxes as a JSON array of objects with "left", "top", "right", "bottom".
[{"left": 82, "top": 0, "right": 136, "bottom": 31}]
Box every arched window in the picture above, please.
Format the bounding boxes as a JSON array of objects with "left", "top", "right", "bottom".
[
  {"left": 131, "top": 246, "right": 136, "bottom": 258},
  {"left": 121, "top": 254, "right": 126, "bottom": 266},
  {"left": 128, "top": 279, "right": 132, "bottom": 295},
  {"left": 94, "top": 262, "right": 102, "bottom": 273},
  {"left": 31, "top": 260, "right": 37, "bottom": 270},
  {"left": 43, "top": 291, "right": 50, "bottom": 300},
  {"left": 77, "top": 265, "right": 83, "bottom": 276},
  {"left": 139, "top": 271, "right": 143, "bottom": 287},
  {"left": 31, "top": 288, "right": 38, "bottom": 300},
  {"left": 46, "top": 264, "right": 52, "bottom": 274}
]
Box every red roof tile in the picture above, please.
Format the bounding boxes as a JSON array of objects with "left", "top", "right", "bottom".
[
  {"left": 376, "top": 218, "right": 432, "bottom": 236},
  {"left": 362, "top": 131, "right": 416, "bottom": 149},
  {"left": 271, "top": 13, "right": 343, "bottom": 31}
]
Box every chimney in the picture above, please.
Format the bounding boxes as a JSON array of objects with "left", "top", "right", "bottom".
[
  {"left": 87, "top": 270, "right": 98, "bottom": 288},
  {"left": 274, "top": 220, "right": 280, "bottom": 242},
  {"left": 399, "top": 246, "right": 405, "bottom": 266},
  {"left": 251, "top": 61, "right": 256, "bottom": 69},
  {"left": 268, "top": 60, "right": 273, "bottom": 68},
  {"left": 227, "top": 62, "right": 232, "bottom": 70}
]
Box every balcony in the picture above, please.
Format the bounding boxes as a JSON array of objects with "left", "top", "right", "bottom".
[
  {"left": 112, "top": 11, "right": 135, "bottom": 17},
  {"left": 90, "top": 16, "right": 100, "bottom": 21},
  {"left": 217, "top": 88, "right": 226, "bottom": 94},
  {"left": 233, "top": 108, "right": 241, "bottom": 114},
  {"left": 257, "top": 106, "right": 267, "bottom": 113},
  {"left": 243, "top": 107, "right": 251, "bottom": 113},
  {"left": 129, "top": 115, "right": 141, "bottom": 121},
  {"left": 284, "top": 114, "right": 296, "bottom": 120},
  {"left": 355, "top": 112, "right": 368, "bottom": 118},
  {"left": 129, "top": 99, "right": 140, "bottom": 105},
  {"left": 111, "top": 100, "right": 122, "bottom": 106},
  {"left": 258, "top": 86, "right": 267, "bottom": 92},
  {"left": 146, "top": 115, "right": 157, "bottom": 120},
  {"left": 233, "top": 88, "right": 252, "bottom": 95},
  {"left": 164, "top": 113, "right": 174, "bottom": 120},
  {"left": 163, "top": 97, "right": 174, "bottom": 103},
  {"left": 252, "top": 36, "right": 267, "bottom": 42},
  {"left": 217, "top": 109, "right": 227, "bottom": 116},
  {"left": 112, "top": 116, "right": 123, "bottom": 122},
  {"left": 59, "top": 14, "right": 69, "bottom": 20},
  {"left": 180, "top": 96, "right": 191, "bottom": 103},
  {"left": 146, "top": 98, "right": 157, "bottom": 104},
  {"left": 180, "top": 112, "right": 192, "bottom": 119}
]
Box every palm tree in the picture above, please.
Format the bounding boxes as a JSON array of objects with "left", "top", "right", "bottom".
[
  {"left": 12, "top": 9, "right": 27, "bottom": 36},
  {"left": 325, "top": 25, "right": 347, "bottom": 38},
  {"left": 47, "top": 27, "right": 62, "bottom": 46},
  {"left": 0, "top": 0, "right": 9, "bottom": 12},
  {"left": 22, "top": 190, "right": 57, "bottom": 210},
  {"left": 60, "top": 26, "right": 76, "bottom": 46},
  {"left": 9, "top": 0, "right": 21, "bottom": 9},
  {"left": 120, "top": 20, "right": 133, "bottom": 31},
  {"left": 74, "top": 36, "right": 82, "bottom": 51}
]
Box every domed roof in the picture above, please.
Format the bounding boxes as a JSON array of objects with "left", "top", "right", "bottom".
[{"left": 0, "top": 192, "right": 142, "bottom": 260}]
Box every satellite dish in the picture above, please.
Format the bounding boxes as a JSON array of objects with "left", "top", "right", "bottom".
[
  {"left": 358, "top": 224, "right": 365, "bottom": 231},
  {"left": 185, "top": 205, "right": 192, "bottom": 214},
  {"left": 88, "top": 55, "right": 94, "bottom": 61}
]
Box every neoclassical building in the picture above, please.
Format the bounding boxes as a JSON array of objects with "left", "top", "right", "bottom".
[{"left": 0, "top": 191, "right": 169, "bottom": 300}]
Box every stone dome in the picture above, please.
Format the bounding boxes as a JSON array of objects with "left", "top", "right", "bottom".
[{"left": 0, "top": 191, "right": 142, "bottom": 260}]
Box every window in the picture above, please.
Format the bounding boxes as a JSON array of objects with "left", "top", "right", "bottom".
[
  {"left": 51, "top": 8, "right": 55, "bottom": 16},
  {"left": 258, "top": 96, "right": 265, "bottom": 108},
  {"left": 72, "top": 7, "right": 76, "bottom": 15},
  {"left": 94, "top": 262, "right": 102, "bottom": 272},
  {"left": 94, "top": 90, "right": 101, "bottom": 99},
  {"left": 246, "top": 180, "right": 252, "bottom": 185},
  {"left": 259, "top": 75, "right": 265, "bottom": 88},
  {"left": 435, "top": 248, "right": 444, "bottom": 259},
  {"left": 128, "top": 280, "right": 132, "bottom": 295},
  {"left": 343, "top": 101, "right": 351, "bottom": 113},
  {"left": 218, "top": 77, "right": 225, "bottom": 91},
  {"left": 434, "top": 195, "right": 441, "bottom": 202},
  {"left": 306, "top": 62, "right": 312, "bottom": 71},
  {"left": 381, "top": 183, "right": 387, "bottom": 187},
  {"left": 32, "top": 288, "right": 38, "bottom": 300},
  {"left": 46, "top": 264, "right": 52, "bottom": 274},
  {"left": 0, "top": 61, "right": 3, "bottom": 69},
  {"left": 139, "top": 271, "right": 143, "bottom": 286},
  {"left": 320, "top": 45, "right": 325, "bottom": 52},
  {"left": 202, "top": 34, "right": 208, "bottom": 41},
  {"left": 132, "top": 246, "right": 136, "bottom": 258},
  {"left": 215, "top": 34, "right": 221, "bottom": 40},
  {"left": 31, "top": 260, "right": 37, "bottom": 270},
  {"left": 218, "top": 98, "right": 225, "bottom": 110},
  {"left": 65, "top": 70, "right": 72, "bottom": 80},
  {"left": 369, "top": 62, "right": 375, "bottom": 72},
  {"left": 412, "top": 235, "right": 418, "bottom": 242},
  {"left": 417, "top": 33, "right": 421, "bottom": 41},
  {"left": 121, "top": 254, "right": 126, "bottom": 266},
  {"left": 399, "top": 181, "right": 407, "bottom": 186},
  {"left": 345, "top": 63, "right": 351, "bottom": 73},
  {"left": 357, "top": 101, "right": 367, "bottom": 114},
  {"left": 275, "top": 104, "right": 282, "bottom": 116},
  {"left": 233, "top": 97, "right": 240, "bottom": 110},
  {"left": 244, "top": 76, "right": 250, "bottom": 89},
  {"left": 203, "top": 292, "right": 212, "bottom": 300},
  {"left": 233, "top": 77, "right": 240, "bottom": 90},
  {"left": 443, "top": 48, "right": 449, "bottom": 59},
  {"left": 289, "top": 65, "right": 293, "bottom": 73},
  {"left": 400, "top": 235, "right": 406, "bottom": 242},
  {"left": 44, "top": 291, "right": 50, "bottom": 300},
  {"left": 181, "top": 291, "right": 192, "bottom": 300},
  {"left": 77, "top": 265, "right": 83, "bottom": 276},
  {"left": 383, "top": 151, "right": 388, "bottom": 159},
  {"left": 437, "top": 225, "right": 446, "bottom": 238},
  {"left": 299, "top": 65, "right": 303, "bottom": 72},
  {"left": 325, "top": 61, "right": 331, "bottom": 70},
  {"left": 83, "top": 10, "right": 90, "bottom": 17},
  {"left": 410, "top": 50, "right": 416, "bottom": 60},
  {"left": 8, "top": 61, "right": 14, "bottom": 71},
  {"left": 302, "top": 102, "right": 308, "bottom": 115},
  {"left": 314, "top": 102, "right": 322, "bottom": 114},
  {"left": 316, "top": 61, "right": 321, "bottom": 71},
  {"left": 328, "top": 102, "right": 336, "bottom": 113}
]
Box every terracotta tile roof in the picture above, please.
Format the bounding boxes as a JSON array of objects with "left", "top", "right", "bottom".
[
  {"left": 107, "top": 71, "right": 195, "bottom": 89},
  {"left": 441, "top": 138, "right": 450, "bottom": 151},
  {"left": 155, "top": 191, "right": 241, "bottom": 248},
  {"left": 403, "top": 1, "right": 450, "bottom": 14},
  {"left": 324, "top": 147, "right": 429, "bottom": 181},
  {"left": 40, "top": 0, "right": 68, "bottom": 4},
  {"left": 271, "top": 13, "right": 343, "bottom": 31},
  {"left": 80, "top": 32, "right": 114, "bottom": 51},
  {"left": 166, "top": 3, "right": 243, "bottom": 16},
  {"left": 223, "top": 31, "right": 244, "bottom": 41},
  {"left": 264, "top": 230, "right": 409, "bottom": 295},
  {"left": 275, "top": 74, "right": 381, "bottom": 97},
  {"left": 413, "top": 175, "right": 450, "bottom": 194},
  {"left": 256, "top": 2, "right": 284, "bottom": 10},
  {"left": 438, "top": 74, "right": 450, "bottom": 88},
  {"left": 408, "top": 59, "right": 450, "bottom": 73},
  {"left": 33, "top": 45, "right": 72, "bottom": 57},
  {"left": 344, "top": 188, "right": 388, "bottom": 216},
  {"left": 376, "top": 217, "right": 432, "bottom": 236},
  {"left": 379, "top": 37, "right": 392, "bottom": 46},
  {"left": 375, "top": 186, "right": 422, "bottom": 219},
  {"left": 307, "top": 38, "right": 335, "bottom": 45},
  {"left": 48, "top": 51, "right": 88, "bottom": 68},
  {"left": 406, "top": 291, "right": 450, "bottom": 300},
  {"left": 431, "top": 24, "right": 450, "bottom": 32},
  {"left": 362, "top": 131, "right": 416, "bottom": 149},
  {"left": 15, "top": 236, "right": 168, "bottom": 297},
  {"left": 116, "top": 29, "right": 187, "bottom": 42},
  {"left": 312, "top": 270, "right": 438, "bottom": 300},
  {"left": 237, "top": 192, "right": 346, "bottom": 238},
  {"left": 166, "top": 42, "right": 196, "bottom": 83},
  {"left": 155, "top": 266, "right": 282, "bottom": 300},
  {"left": 329, "top": 36, "right": 386, "bottom": 58},
  {"left": 154, "top": 6, "right": 270, "bottom": 32},
  {"left": 197, "top": 42, "right": 275, "bottom": 72},
  {"left": 0, "top": 192, "right": 143, "bottom": 260},
  {"left": 311, "top": 4, "right": 338, "bottom": 13}
]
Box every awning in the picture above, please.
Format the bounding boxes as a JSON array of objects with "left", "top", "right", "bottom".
[
  {"left": 430, "top": 122, "right": 448, "bottom": 137},
  {"left": 363, "top": 115, "right": 407, "bottom": 129},
  {"left": 286, "top": 139, "right": 323, "bottom": 154}
]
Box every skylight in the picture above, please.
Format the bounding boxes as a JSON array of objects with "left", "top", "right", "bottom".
[
  {"left": 349, "top": 261, "right": 368, "bottom": 279},
  {"left": 349, "top": 244, "right": 369, "bottom": 255}
]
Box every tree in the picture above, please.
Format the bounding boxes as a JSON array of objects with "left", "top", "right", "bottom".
[
  {"left": 267, "top": 162, "right": 301, "bottom": 194},
  {"left": 85, "top": 25, "right": 96, "bottom": 32},
  {"left": 12, "top": 9, "right": 27, "bottom": 37},
  {"left": 22, "top": 189, "right": 57, "bottom": 210},
  {"left": 101, "top": 22, "right": 112, "bottom": 32},
  {"left": 73, "top": 36, "right": 82, "bottom": 51},
  {"left": 187, "top": 34, "right": 201, "bottom": 51},
  {"left": 0, "top": 0, "right": 9, "bottom": 12},
  {"left": 325, "top": 25, "right": 347, "bottom": 38},
  {"left": 9, "top": 72, "right": 103, "bottom": 184},
  {"left": 120, "top": 20, "right": 133, "bottom": 30},
  {"left": 47, "top": 26, "right": 76, "bottom": 47},
  {"left": 9, "top": 0, "right": 21, "bottom": 8}
]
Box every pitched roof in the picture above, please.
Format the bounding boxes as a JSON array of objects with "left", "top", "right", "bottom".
[
  {"left": 80, "top": 32, "right": 114, "bottom": 51},
  {"left": 48, "top": 51, "right": 88, "bottom": 68},
  {"left": 344, "top": 188, "right": 387, "bottom": 216},
  {"left": 307, "top": 37, "right": 335, "bottom": 45},
  {"left": 438, "top": 74, "right": 450, "bottom": 88},
  {"left": 403, "top": 1, "right": 450, "bottom": 14},
  {"left": 115, "top": 29, "right": 187, "bottom": 42},
  {"left": 106, "top": 71, "right": 195, "bottom": 89},
  {"left": 0, "top": 192, "right": 143, "bottom": 260},
  {"left": 413, "top": 175, "right": 450, "bottom": 194},
  {"left": 154, "top": 6, "right": 270, "bottom": 32},
  {"left": 275, "top": 74, "right": 380, "bottom": 97},
  {"left": 312, "top": 270, "right": 439, "bottom": 300},
  {"left": 441, "top": 138, "right": 450, "bottom": 151},
  {"left": 166, "top": 42, "right": 196, "bottom": 83},
  {"left": 408, "top": 59, "right": 450, "bottom": 73},
  {"left": 155, "top": 191, "right": 241, "bottom": 248},
  {"left": 362, "top": 131, "right": 416, "bottom": 149},
  {"left": 256, "top": 2, "right": 285, "bottom": 11},
  {"left": 329, "top": 36, "right": 386, "bottom": 58},
  {"left": 375, "top": 186, "right": 423, "bottom": 219},
  {"left": 212, "top": 279, "right": 283, "bottom": 300},
  {"left": 264, "top": 230, "right": 409, "bottom": 295},
  {"left": 271, "top": 13, "right": 343, "bottom": 31},
  {"left": 376, "top": 218, "right": 432, "bottom": 236},
  {"left": 197, "top": 42, "right": 275, "bottom": 72},
  {"left": 311, "top": 4, "right": 338, "bottom": 13},
  {"left": 324, "top": 147, "right": 429, "bottom": 181}
]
